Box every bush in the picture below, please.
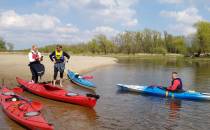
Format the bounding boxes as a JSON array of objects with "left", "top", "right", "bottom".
[
  {"left": 0, "top": 38, "right": 7, "bottom": 51},
  {"left": 152, "top": 47, "right": 167, "bottom": 55}
]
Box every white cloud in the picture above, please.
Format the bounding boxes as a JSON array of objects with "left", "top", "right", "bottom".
[
  {"left": 0, "top": 10, "right": 81, "bottom": 49},
  {"left": 0, "top": 10, "right": 119, "bottom": 49},
  {"left": 36, "top": 0, "right": 139, "bottom": 27},
  {"left": 122, "top": 18, "right": 138, "bottom": 27},
  {"left": 160, "top": 7, "right": 203, "bottom": 24},
  {"left": 90, "top": 26, "right": 119, "bottom": 36},
  {"left": 168, "top": 24, "right": 196, "bottom": 35},
  {"left": 0, "top": 10, "right": 60, "bottom": 31},
  {"left": 55, "top": 24, "right": 79, "bottom": 33},
  {"left": 93, "top": 5, "right": 138, "bottom": 27},
  {"left": 160, "top": 7, "right": 203, "bottom": 35},
  {"left": 36, "top": 0, "right": 92, "bottom": 10},
  {"left": 159, "top": 0, "right": 183, "bottom": 4},
  {"left": 91, "top": 0, "right": 139, "bottom": 27}
]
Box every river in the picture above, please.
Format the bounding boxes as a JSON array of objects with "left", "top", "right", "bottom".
[{"left": 1, "top": 57, "right": 210, "bottom": 130}]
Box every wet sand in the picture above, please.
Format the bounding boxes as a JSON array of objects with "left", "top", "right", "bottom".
[{"left": 0, "top": 53, "right": 117, "bottom": 130}]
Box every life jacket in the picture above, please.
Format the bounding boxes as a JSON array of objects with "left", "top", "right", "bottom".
[
  {"left": 55, "top": 51, "right": 64, "bottom": 61},
  {"left": 32, "top": 51, "right": 39, "bottom": 60},
  {"left": 171, "top": 78, "right": 183, "bottom": 91}
]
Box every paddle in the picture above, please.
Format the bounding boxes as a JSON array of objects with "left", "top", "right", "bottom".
[
  {"left": 12, "top": 87, "right": 43, "bottom": 111},
  {"left": 82, "top": 75, "right": 94, "bottom": 80},
  {"left": 74, "top": 72, "right": 94, "bottom": 80}
]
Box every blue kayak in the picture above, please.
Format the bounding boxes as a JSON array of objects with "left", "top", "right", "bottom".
[
  {"left": 117, "top": 84, "right": 210, "bottom": 101},
  {"left": 67, "top": 70, "right": 96, "bottom": 90}
]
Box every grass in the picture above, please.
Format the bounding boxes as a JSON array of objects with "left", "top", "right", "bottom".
[{"left": 105, "top": 53, "right": 184, "bottom": 59}]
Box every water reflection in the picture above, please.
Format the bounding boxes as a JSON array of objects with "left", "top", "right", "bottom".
[
  {"left": 46, "top": 105, "right": 97, "bottom": 130},
  {"left": 164, "top": 99, "right": 182, "bottom": 130},
  {"left": 35, "top": 94, "right": 97, "bottom": 130}
]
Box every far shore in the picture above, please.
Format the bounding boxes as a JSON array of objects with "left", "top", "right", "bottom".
[
  {"left": 0, "top": 52, "right": 185, "bottom": 58},
  {"left": 0, "top": 53, "right": 117, "bottom": 86}
]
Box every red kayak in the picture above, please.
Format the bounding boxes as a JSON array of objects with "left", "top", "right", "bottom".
[
  {"left": 16, "top": 77, "right": 99, "bottom": 108},
  {"left": 0, "top": 87, "right": 54, "bottom": 130}
]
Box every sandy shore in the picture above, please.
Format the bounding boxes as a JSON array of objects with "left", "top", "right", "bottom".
[{"left": 0, "top": 53, "right": 117, "bottom": 85}]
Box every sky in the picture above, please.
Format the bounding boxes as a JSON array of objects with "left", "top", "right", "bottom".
[{"left": 0, "top": 0, "right": 210, "bottom": 49}]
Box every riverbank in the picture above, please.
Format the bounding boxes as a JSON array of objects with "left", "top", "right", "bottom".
[
  {"left": 0, "top": 54, "right": 117, "bottom": 86},
  {"left": 108, "top": 53, "right": 183, "bottom": 60},
  {"left": 106, "top": 53, "right": 210, "bottom": 62}
]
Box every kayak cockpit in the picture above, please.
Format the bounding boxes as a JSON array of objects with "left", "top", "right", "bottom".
[{"left": 42, "top": 84, "right": 62, "bottom": 91}]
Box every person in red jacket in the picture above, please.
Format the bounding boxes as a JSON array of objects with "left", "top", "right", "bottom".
[{"left": 167, "top": 72, "right": 183, "bottom": 92}]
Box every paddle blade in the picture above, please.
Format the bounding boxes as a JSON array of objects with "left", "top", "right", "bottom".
[
  {"left": 31, "top": 101, "right": 43, "bottom": 111},
  {"left": 82, "top": 76, "right": 94, "bottom": 80},
  {"left": 12, "top": 87, "right": 24, "bottom": 94}
]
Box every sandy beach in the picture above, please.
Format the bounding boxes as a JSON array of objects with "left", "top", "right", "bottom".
[{"left": 0, "top": 53, "right": 117, "bottom": 86}]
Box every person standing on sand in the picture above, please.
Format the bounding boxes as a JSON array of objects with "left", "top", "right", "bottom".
[
  {"left": 28, "top": 45, "right": 44, "bottom": 83},
  {"left": 49, "top": 45, "right": 70, "bottom": 87}
]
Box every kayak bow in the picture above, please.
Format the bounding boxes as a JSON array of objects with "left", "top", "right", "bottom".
[{"left": 0, "top": 87, "right": 54, "bottom": 130}]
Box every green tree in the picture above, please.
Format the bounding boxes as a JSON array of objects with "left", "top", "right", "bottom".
[
  {"left": 0, "top": 37, "right": 7, "bottom": 51},
  {"left": 88, "top": 39, "right": 100, "bottom": 54},
  {"left": 96, "top": 35, "right": 114, "bottom": 54},
  {"left": 121, "top": 32, "right": 134, "bottom": 54},
  {"left": 172, "top": 36, "right": 187, "bottom": 54},
  {"left": 134, "top": 32, "right": 143, "bottom": 53},
  {"left": 193, "top": 21, "right": 210, "bottom": 56},
  {"left": 164, "top": 31, "right": 174, "bottom": 53}
]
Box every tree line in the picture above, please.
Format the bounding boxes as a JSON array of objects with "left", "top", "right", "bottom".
[
  {"left": 0, "top": 37, "right": 14, "bottom": 51},
  {"left": 39, "top": 21, "right": 210, "bottom": 57},
  {"left": 1, "top": 21, "right": 210, "bottom": 57},
  {"left": 39, "top": 30, "right": 187, "bottom": 55}
]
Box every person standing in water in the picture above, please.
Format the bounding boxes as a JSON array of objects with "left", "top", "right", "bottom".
[
  {"left": 49, "top": 45, "right": 70, "bottom": 87},
  {"left": 28, "top": 45, "right": 44, "bottom": 83},
  {"left": 166, "top": 72, "right": 183, "bottom": 92}
]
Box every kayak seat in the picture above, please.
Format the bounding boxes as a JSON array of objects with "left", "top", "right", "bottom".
[
  {"left": 66, "top": 92, "right": 79, "bottom": 96},
  {"left": 24, "top": 111, "right": 40, "bottom": 117},
  {"left": 2, "top": 92, "right": 15, "bottom": 96}
]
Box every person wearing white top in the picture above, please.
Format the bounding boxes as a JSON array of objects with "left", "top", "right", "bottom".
[{"left": 28, "top": 45, "right": 44, "bottom": 83}]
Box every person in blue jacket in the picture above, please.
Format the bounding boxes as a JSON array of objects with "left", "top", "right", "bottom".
[{"left": 49, "top": 45, "right": 70, "bottom": 87}]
